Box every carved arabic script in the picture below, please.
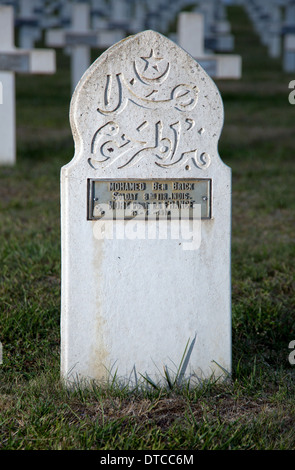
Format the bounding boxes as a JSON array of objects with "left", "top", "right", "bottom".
[{"left": 89, "top": 49, "right": 211, "bottom": 170}]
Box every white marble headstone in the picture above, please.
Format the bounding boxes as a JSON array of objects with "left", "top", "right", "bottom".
[{"left": 61, "top": 30, "right": 232, "bottom": 387}]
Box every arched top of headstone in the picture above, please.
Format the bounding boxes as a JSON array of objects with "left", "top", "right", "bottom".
[{"left": 69, "top": 30, "right": 225, "bottom": 178}]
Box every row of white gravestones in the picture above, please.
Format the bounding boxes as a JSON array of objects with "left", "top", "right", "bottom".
[
  {"left": 16, "top": 0, "right": 71, "bottom": 44},
  {"left": 242, "top": 0, "right": 295, "bottom": 69},
  {"left": 45, "top": 2, "right": 125, "bottom": 93},
  {"left": 11, "top": 0, "right": 140, "bottom": 52},
  {"left": 194, "top": 0, "right": 235, "bottom": 53},
  {"left": 244, "top": 0, "right": 283, "bottom": 59},
  {"left": 46, "top": 1, "right": 243, "bottom": 94},
  {"left": 16, "top": 0, "right": 41, "bottom": 49},
  {"left": 176, "top": 12, "right": 242, "bottom": 79},
  {"left": 44, "top": 0, "right": 157, "bottom": 95},
  {"left": 1, "top": 0, "right": 68, "bottom": 48},
  {"left": 30, "top": 0, "right": 192, "bottom": 40},
  {"left": 61, "top": 30, "right": 232, "bottom": 388},
  {"left": 0, "top": 5, "right": 55, "bottom": 166}
]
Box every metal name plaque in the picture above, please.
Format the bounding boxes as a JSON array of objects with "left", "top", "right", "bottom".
[{"left": 88, "top": 179, "right": 212, "bottom": 220}]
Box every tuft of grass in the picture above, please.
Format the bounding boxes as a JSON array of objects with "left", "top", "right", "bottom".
[{"left": 139, "top": 335, "right": 199, "bottom": 391}]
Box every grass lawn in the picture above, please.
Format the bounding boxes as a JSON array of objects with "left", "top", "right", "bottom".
[{"left": 0, "top": 6, "right": 295, "bottom": 450}]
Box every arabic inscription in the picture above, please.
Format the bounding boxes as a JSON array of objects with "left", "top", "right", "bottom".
[{"left": 89, "top": 48, "right": 211, "bottom": 171}]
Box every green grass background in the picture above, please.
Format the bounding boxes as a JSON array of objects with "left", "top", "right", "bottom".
[{"left": 0, "top": 5, "right": 295, "bottom": 450}]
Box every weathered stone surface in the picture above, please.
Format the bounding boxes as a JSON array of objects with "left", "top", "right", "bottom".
[{"left": 61, "top": 30, "right": 232, "bottom": 387}]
